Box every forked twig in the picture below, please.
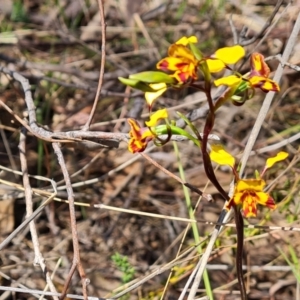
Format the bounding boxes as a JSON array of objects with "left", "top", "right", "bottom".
[{"left": 239, "top": 0, "right": 284, "bottom": 46}]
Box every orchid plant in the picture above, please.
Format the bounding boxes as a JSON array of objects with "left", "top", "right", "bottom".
[{"left": 119, "top": 36, "right": 284, "bottom": 299}]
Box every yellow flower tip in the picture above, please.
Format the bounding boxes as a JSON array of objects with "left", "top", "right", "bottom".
[
  {"left": 151, "top": 82, "right": 167, "bottom": 90},
  {"left": 250, "top": 53, "right": 270, "bottom": 77},
  {"left": 209, "top": 144, "right": 235, "bottom": 168},
  {"left": 249, "top": 76, "right": 280, "bottom": 93},
  {"left": 214, "top": 75, "right": 242, "bottom": 87},
  {"left": 127, "top": 118, "right": 141, "bottom": 138},
  {"left": 127, "top": 118, "right": 155, "bottom": 153},
  {"left": 206, "top": 59, "right": 226, "bottom": 73},
  {"left": 175, "top": 36, "right": 198, "bottom": 46},
  {"left": 261, "top": 79, "right": 280, "bottom": 92},
  {"left": 215, "top": 45, "right": 245, "bottom": 65},
  {"left": 128, "top": 138, "right": 146, "bottom": 153},
  {"left": 265, "top": 151, "right": 288, "bottom": 169},
  {"left": 127, "top": 118, "right": 144, "bottom": 153},
  {"left": 145, "top": 108, "right": 168, "bottom": 127},
  {"left": 243, "top": 204, "right": 258, "bottom": 218},
  {"left": 145, "top": 83, "right": 167, "bottom": 107}
]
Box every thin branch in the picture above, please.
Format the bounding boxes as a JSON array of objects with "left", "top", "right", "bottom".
[
  {"left": 0, "top": 286, "right": 105, "bottom": 300},
  {"left": 19, "top": 129, "right": 59, "bottom": 300},
  {"left": 239, "top": 0, "right": 284, "bottom": 46},
  {"left": 229, "top": 14, "right": 239, "bottom": 44},
  {"left": 140, "top": 152, "right": 211, "bottom": 200},
  {"left": 250, "top": 1, "right": 290, "bottom": 52},
  {"left": 52, "top": 143, "right": 88, "bottom": 300},
  {"left": 82, "top": 0, "right": 106, "bottom": 130}
]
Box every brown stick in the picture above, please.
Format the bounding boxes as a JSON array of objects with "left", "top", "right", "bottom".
[
  {"left": 52, "top": 143, "right": 88, "bottom": 300},
  {"left": 82, "top": 0, "right": 106, "bottom": 130}
]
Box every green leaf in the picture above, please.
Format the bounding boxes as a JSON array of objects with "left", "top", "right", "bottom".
[
  {"left": 118, "top": 77, "right": 158, "bottom": 92},
  {"left": 189, "top": 43, "right": 203, "bottom": 60},
  {"left": 129, "top": 71, "right": 175, "bottom": 84},
  {"left": 176, "top": 111, "right": 201, "bottom": 141}
]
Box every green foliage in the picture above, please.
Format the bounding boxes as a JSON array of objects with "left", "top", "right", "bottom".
[
  {"left": 111, "top": 252, "right": 135, "bottom": 284},
  {"left": 278, "top": 245, "right": 300, "bottom": 283},
  {"left": 175, "top": 0, "right": 188, "bottom": 20},
  {"left": 11, "top": 0, "right": 28, "bottom": 22},
  {"left": 118, "top": 78, "right": 158, "bottom": 92},
  {"left": 129, "top": 71, "right": 174, "bottom": 84}
]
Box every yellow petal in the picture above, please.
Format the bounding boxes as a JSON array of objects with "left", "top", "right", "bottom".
[
  {"left": 206, "top": 59, "right": 226, "bottom": 73},
  {"left": 127, "top": 119, "right": 145, "bottom": 153},
  {"left": 168, "top": 44, "right": 197, "bottom": 62},
  {"left": 249, "top": 76, "right": 280, "bottom": 92},
  {"left": 145, "top": 83, "right": 167, "bottom": 107},
  {"left": 236, "top": 179, "right": 265, "bottom": 193},
  {"left": 231, "top": 192, "right": 243, "bottom": 206},
  {"left": 214, "top": 75, "right": 242, "bottom": 87},
  {"left": 157, "top": 56, "right": 188, "bottom": 71},
  {"left": 265, "top": 152, "right": 288, "bottom": 169},
  {"left": 241, "top": 192, "right": 258, "bottom": 218},
  {"left": 255, "top": 192, "right": 276, "bottom": 209},
  {"left": 175, "top": 36, "right": 198, "bottom": 45},
  {"left": 145, "top": 108, "right": 168, "bottom": 127},
  {"left": 141, "top": 129, "right": 155, "bottom": 140},
  {"left": 128, "top": 118, "right": 142, "bottom": 139},
  {"left": 250, "top": 53, "right": 270, "bottom": 77},
  {"left": 260, "top": 80, "right": 280, "bottom": 92},
  {"left": 215, "top": 45, "right": 245, "bottom": 64},
  {"left": 209, "top": 144, "right": 235, "bottom": 168},
  {"left": 149, "top": 82, "right": 167, "bottom": 91}
]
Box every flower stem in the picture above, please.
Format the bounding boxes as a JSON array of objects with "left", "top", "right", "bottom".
[
  {"left": 201, "top": 109, "right": 229, "bottom": 201},
  {"left": 233, "top": 205, "right": 247, "bottom": 300}
]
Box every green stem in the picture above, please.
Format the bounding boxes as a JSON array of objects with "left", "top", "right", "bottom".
[
  {"left": 154, "top": 125, "right": 200, "bottom": 147},
  {"left": 173, "top": 141, "right": 213, "bottom": 300},
  {"left": 213, "top": 87, "right": 236, "bottom": 112}
]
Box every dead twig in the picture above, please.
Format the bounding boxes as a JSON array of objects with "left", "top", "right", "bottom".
[
  {"left": 52, "top": 142, "right": 88, "bottom": 300},
  {"left": 82, "top": 0, "right": 106, "bottom": 130},
  {"left": 19, "top": 129, "right": 59, "bottom": 300},
  {"left": 239, "top": 0, "right": 285, "bottom": 46}
]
